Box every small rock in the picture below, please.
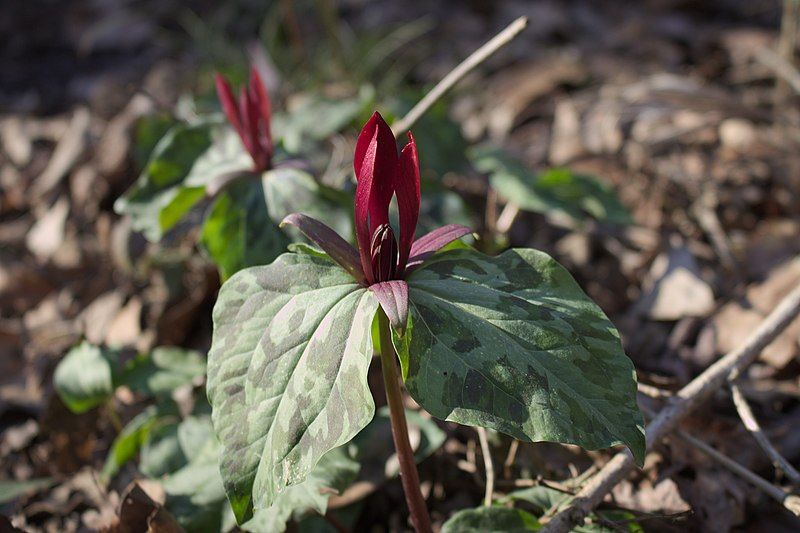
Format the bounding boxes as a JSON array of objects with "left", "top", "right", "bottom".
[
  {"left": 719, "top": 118, "right": 756, "bottom": 151},
  {"left": 636, "top": 245, "right": 715, "bottom": 321}
]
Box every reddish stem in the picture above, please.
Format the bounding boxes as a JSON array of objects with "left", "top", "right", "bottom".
[{"left": 377, "top": 308, "right": 433, "bottom": 533}]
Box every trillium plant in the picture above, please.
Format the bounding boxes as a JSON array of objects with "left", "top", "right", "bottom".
[
  {"left": 115, "top": 65, "right": 354, "bottom": 280},
  {"left": 207, "top": 113, "right": 645, "bottom": 531}
]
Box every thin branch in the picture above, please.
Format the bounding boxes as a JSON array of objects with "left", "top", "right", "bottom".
[
  {"left": 503, "top": 439, "right": 520, "bottom": 478},
  {"left": 673, "top": 428, "right": 800, "bottom": 516},
  {"left": 476, "top": 426, "right": 495, "bottom": 506},
  {"left": 775, "top": 0, "right": 800, "bottom": 99},
  {"left": 756, "top": 46, "right": 800, "bottom": 96},
  {"left": 541, "top": 284, "right": 800, "bottom": 533},
  {"left": 495, "top": 204, "right": 520, "bottom": 235},
  {"left": 391, "top": 16, "right": 528, "bottom": 136},
  {"left": 730, "top": 382, "right": 800, "bottom": 484},
  {"left": 637, "top": 382, "right": 674, "bottom": 399}
]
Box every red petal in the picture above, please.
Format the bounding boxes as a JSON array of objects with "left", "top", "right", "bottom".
[
  {"left": 396, "top": 132, "right": 420, "bottom": 275},
  {"left": 354, "top": 112, "right": 397, "bottom": 282},
  {"left": 237, "top": 87, "right": 257, "bottom": 158},
  {"left": 214, "top": 73, "right": 244, "bottom": 138},
  {"left": 369, "top": 280, "right": 409, "bottom": 331},
  {"left": 405, "top": 224, "right": 473, "bottom": 273},
  {"left": 280, "top": 213, "right": 366, "bottom": 285},
  {"left": 249, "top": 67, "right": 272, "bottom": 158},
  {"left": 249, "top": 67, "right": 271, "bottom": 128}
]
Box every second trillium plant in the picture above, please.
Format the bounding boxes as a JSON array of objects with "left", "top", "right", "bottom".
[{"left": 207, "top": 112, "right": 645, "bottom": 530}]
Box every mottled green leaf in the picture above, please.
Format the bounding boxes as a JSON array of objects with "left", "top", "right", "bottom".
[
  {"left": 470, "top": 147, "right": 631, "bottom": 226},
  {"left": 441, "top": 507, "right": 540, "bottom": 533},
  {"left": 54, "top": 342, "right": 120, "bottom": 413},
  {"left": 207, "top": 253, "right": 378, "bottom": 523},
  {"left": 115, "top": 120, "right": 251, "bottom": 241},
  {"left": 398, "top": 248, "right": 645, "bottom": 464},
  {"left": 242, "top": 447, "right": 359, "bottom": 533}
]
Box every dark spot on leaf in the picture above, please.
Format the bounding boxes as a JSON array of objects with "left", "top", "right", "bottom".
[{"left": 453, "top": 335, "right": 481, "bottom": 353}]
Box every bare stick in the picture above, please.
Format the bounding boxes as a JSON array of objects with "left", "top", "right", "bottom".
[
  {"left": 756, "top": 46, "right": 800, "bottom": 96},
  {"left": 541, "top": 284, "right": 800, "bottom": 533},
  {"left": 476, "top": 427, "right": 495, "bottom": 506},
  {"left": 392, "top": 17, "right": 528, "bottom": 136},
  {"left": 503, "top": 439, "right": 520, "bottom": 478},
  {"left": 496, "top": 204, "right": 520, "bottom": 234},
  {"left": 730, "top": 382, "right": 800, "bottom": 484},
  {"left": 776, "top": 0, "right": 800, "bottom": 99},
  {"left": 675, "top": 428, "right": 800, "bottom": 516}
]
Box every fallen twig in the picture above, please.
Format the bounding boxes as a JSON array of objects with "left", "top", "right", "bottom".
[
  {"left": 541, "top": 284, "right": 800, "bottom": 532},
  {"left": 674, "top": 428, "right": 800, "bottom": 516},
  {"left": 391, "top": 16, "right": 528, "bottom": 136},
  {"left": 730, "top": 382, "right": 800, "bottom": 485},
  {"left": 476, "top": 426, "right": 495, "bottom": 506}
]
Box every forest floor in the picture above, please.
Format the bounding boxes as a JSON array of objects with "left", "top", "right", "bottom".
[{"left": 2, "top": 0, "right": 800, "bottom": 531}]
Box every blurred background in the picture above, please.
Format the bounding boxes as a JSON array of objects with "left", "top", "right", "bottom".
[{"left": 2, "top": 0, "right": 800, "bottom": 531}]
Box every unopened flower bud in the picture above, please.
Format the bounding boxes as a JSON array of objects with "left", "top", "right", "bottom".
[{"left": 370, "top": 224, "right": 398, "bottom": 282}]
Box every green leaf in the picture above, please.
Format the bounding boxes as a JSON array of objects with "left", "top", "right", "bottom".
[
  {"left": 200, "top": 178, "right": 289, "bottom": 280},
  {"left": 242, "top": 447, "right": 360, "bottom": 533},
  {"left": 54, "top": 342, "right": 119, "bottom": 413},
  {"left": 263, "top": 167, "right": 352, "bottom": 239},
  {"left": 201, "top": 168, "right": 352, "bottom": 280},
  {"left": 242, "top": 406, "right": 442, "bottom": 533},
  {"left": 398, "top": 248, "right": 645, "bottom": 464},
  {"left": 207, "top": 253, "right": 378, "bottom": 523},
  {"left": 140, "top": 421, "right": 186, "bottom": 478},
  {"left": 101, "top": 406, "right": 160, "bottom": 482},
  {"left": 470, "top": 147, "right": 631, "bottom": 226},
  {"left": 116, "top": 120, "right": 251, "bottom": 241},
  {"left": 274, "top": 92, "right": 370, "bottom": 153},
  {"left": 123, "top": 346, "right": 206, "bottom": 397},
  {"left": 496, "top": 485, "right": 569, "bottom": 513},
  {"left": 162, "top": 436, "right": 229, "bottom": 533},
  {"left": 441, "top": 507, "right": 541, "bottom": 533},
  {"left": 499, "top": 486, "right": 644, "bottom": 533},
  {"left": 0, "top": 478, "right": 52, "bottom": 504},
  {"left": 177, "top": 415, "right": 216, "bottom": 463},
  {"left": 133, "top": 114, "right": 177, "bottom": 168}
]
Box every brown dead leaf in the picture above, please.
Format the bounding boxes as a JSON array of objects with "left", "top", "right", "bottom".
[
  {"left": 613, "top": 477, "right": 690, "bottom": 514},
  {"left": 105, "top": 297, "right": 144, "bottom": 348},
  {"left": 95, "top": 94, "right": 154, "bottom": 177},
  {"left": 105, "top": 481, "right": 183, "bottom": 533},
  {"left": 31, "top": 108, "right": 91, "bottom": 198},
  {"left": 711, "top": 259, "right": 800, "bottom": 369},
  {"left": 80, "top": 292, "right": 125, "bottom": 345},
  {"left": 26, "top": 198, "right": 70, "bottom": 261}
]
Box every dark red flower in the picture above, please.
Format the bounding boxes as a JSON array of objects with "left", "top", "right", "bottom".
[
  {"left": 215, "top": 67, "right": 273, "bottom": 172},
  {"left": 282, "top": 111, "right": 472, "bottom": 329}
]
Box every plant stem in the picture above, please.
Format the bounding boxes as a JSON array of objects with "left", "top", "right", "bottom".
[{"left": 377, "top": 308, "right": 432, "bottom": 533}]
